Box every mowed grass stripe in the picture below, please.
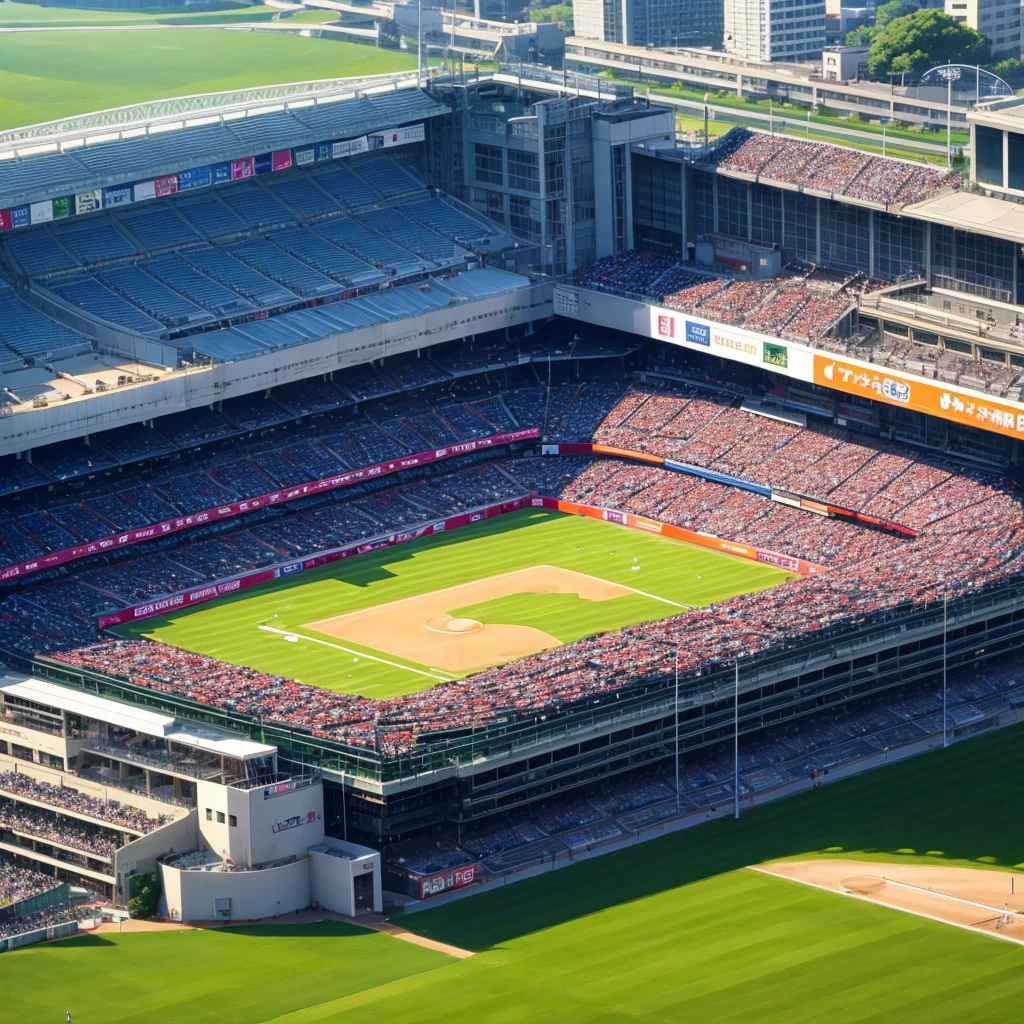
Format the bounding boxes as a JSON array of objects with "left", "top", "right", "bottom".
[
  {"left": 117, "top": 511, "right": 790, "bottom": 698},
  {"left": 0, "top": 31, "right": 413, "bottom": 130},
  {"left": 3, "top": 923, "right": 449, "bottom": 1024}
]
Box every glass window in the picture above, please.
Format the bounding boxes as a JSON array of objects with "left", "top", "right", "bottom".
[
  {"left": 1008, "top": 131, "right": 1024, "bottom": 191},
  {"left": 216, "top": 811, "right": 226, "bottom": 824},
  {"left": 474, "top": 144, "right": 503, "bottom": 186},
  {"left": 975, "top": 125, "right": 1003, "bottom": 187},
  {"left": 508, "top": 150, "right": 539, "bottom": 193}
]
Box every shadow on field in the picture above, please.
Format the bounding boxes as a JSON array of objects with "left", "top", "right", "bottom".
[
  {"left": 116, "top": 509, "right": 562, "bottom": 637},
  {"left": 397, "top": 723, "right": 1024, "bottom": 951}
]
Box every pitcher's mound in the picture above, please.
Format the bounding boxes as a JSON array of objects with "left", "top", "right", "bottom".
[
  {"left": 425, "top": 616, "right": 484, "bottom": 635},
  {"left": 841, "top": 875, "right": 886, "bottom": 895}
]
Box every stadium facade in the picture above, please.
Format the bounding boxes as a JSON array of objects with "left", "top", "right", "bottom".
[{"left": 3, "top": 69, "right": 1024, "bottom": 913}]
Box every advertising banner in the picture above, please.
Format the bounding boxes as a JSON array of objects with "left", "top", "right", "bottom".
[
  {"left": 272, "top": 149, "right": 292, "bottom": 172},
  {"left": 813, "top": 354, "right": 1024, "bottom": 441},
  {"left": 316, "top": 142, "right": 332, "bottom": 162},
  {"left": 103, "top": 185, "right": 133, "bottom": 208},
  {"left": 373, "top": 124, "right": 425, "bottom": 148},
  {"left": 98, "top": 499, "right": 529, "bottom": 627},
  {"left": 178, "top": 166, "right": 212, "bottom": 191},
  {"left": 154, "top": 175, "right": 178, "bottom": 198},
  {"left": 134, "top": 180, "right": 156, "bottom": 203},
  {"left": 763, "top": 341, "right": 788, "bottom": 369},
  {"left": 254, "top": 153, "right": 272, "bottom": 175},
  {"left": 2, "top": 429, "right": 541, "bottom": 584},
  {"left": 553, "top": 286, "right": 579, "bottom": 316},
  {"left": 51, "top": 196, "right": 70, "bottom": 220},
  {"left": 29, "top": 200, "right": 53, "bottom": 225},
  {"left": 295, "top": 147, "right": 315, "bottom": 166},
  {"left": 212, "top": 162, "right": 232, "bottom": 184},
  {"left": 332, "top": 136, "right": 369, "bottom": 159},
  {"left": 74, "top": 189, "right": 103, "bottom": 215},
  {"left": 0, "top": 210, "right": 10, "bottom": 232},
  {"left": 231, "top": 157, "right": 255, "bottom": 180},
  {"left": 538, "top": 497, "right": 825, "bottom": 575},
  {"left": 419, "top": 863, "right": 478, "bottom": 899},
  {"left": 10, "top": 206, "right": 29, "bottom": 229}
]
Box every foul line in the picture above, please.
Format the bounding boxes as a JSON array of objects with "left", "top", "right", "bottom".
[
  {"left": 623, "top": 584, "right": 691, "bottom": 610},
  {"left": 258, "top": 625, "right": 455, "bottom": 682}
]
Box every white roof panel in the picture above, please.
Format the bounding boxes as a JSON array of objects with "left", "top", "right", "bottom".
[{"left": 0, "top": 673, "right": 175, "bottom": 736}]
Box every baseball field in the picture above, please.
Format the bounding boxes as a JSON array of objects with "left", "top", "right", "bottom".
[
  {"left": 114, "top": 509, "right": 792, "bottom": 699},
  {"left": 5, "top": 720, "right": 1024, "bottom": 1021}
]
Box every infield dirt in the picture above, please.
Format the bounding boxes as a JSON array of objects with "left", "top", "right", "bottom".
[
  {"left": 758, "top": 859, "right": 1024, "bottom": 943},
  {"left": 305, "top": 565, "right": 631, "bottom": 672}
]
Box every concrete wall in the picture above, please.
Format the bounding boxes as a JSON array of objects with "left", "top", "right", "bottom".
[
  {"left": 115, "top": 812, "right": 197, "bottom": 904},
  {"left": 160, "top": 856, "right": 311, "bottom": 923},
  {"left": 196, "top": 779, "right": 324, "bottom": 868},
  {"left": 309, "top": 838, "right": 382, "bottom": 915},
  {"left": 0, "top": 282, "right": 553, "bottom": 458}
]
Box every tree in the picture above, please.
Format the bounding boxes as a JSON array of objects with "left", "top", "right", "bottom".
[
  {"left": 890, "top": 51, "right": 915, "bottom": 86},
  {"left": 127, "top": 871, "right": 162, "bottom": 920},
  {"left": 867, "top": 9, "right": 990, "bottom": 81},
  {"left": 990, "top": 57, "right": 1024, "bottom": 88}
]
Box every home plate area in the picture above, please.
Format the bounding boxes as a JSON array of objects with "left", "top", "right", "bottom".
[{"left": 305, "top": 565, "right": 632, "bottom": 673}]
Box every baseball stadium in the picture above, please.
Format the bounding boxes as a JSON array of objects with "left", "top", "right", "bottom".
[{"left": 2, "top": 19, "right": 1024, "bottom": 1019}]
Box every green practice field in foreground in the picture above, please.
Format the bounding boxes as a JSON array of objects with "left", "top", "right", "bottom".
[
  {"left": 0, "top": 31, "right": 414, "bottom": 130},
  {"left": 116, "top": 510, "right": 790, "bottom": 699},
  {"left": 6, "top": 723, "right": 1024, "bottom": 1022}
]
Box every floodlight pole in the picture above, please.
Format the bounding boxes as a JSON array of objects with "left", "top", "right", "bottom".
[
  {"left": 341, "top": 770, "right": 348, "bottom": 841},
  {"left": 674, "top": 649, "right": 680, "bottom": 818},
  {"left": 417, "top": 0, "right": 423, "bottom": 87},
  {"left": 733, "top": 660, "right": 740, "bottom": 820},
  {"left": 942, "top": 589, "right": 948, "bottom": 748},
  {"left": 938, "top": 66, "right": 961, "bottom": 168}
]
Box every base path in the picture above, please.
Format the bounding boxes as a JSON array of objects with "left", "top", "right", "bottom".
[
  {"left": 306, "top": 565, "right": 647, "bottom": 674},
  {"left": 755, "top": 859, "right": 1024, "bottom": 945}
]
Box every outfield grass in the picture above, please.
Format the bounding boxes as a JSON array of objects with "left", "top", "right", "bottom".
[
  {"left": 0, "top": 2, "right": 335, "bottom": 26},
  {"left": 117, "top": 510, "right": 790, "bottom": 699},
  {"left": 0, "top": 30, "right": 414, "bottom": 129},
  {"left": 3, "top": 922, "right": 449, "bottom": 1023},
  {"left": 7, "top": 723, "right": 1024, "bottom": 1021}
]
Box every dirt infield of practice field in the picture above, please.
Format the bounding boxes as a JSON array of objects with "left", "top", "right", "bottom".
[
  {"left": 305, "top": 565, "right": 634, "bottom": 673},
  {"left": 756, "top": 860, "right": 1024, "bottom": 944}
]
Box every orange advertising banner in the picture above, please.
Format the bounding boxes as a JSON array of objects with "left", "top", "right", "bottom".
[{"left": 812, "top": 355, "right": 1024, "bottom": 440}]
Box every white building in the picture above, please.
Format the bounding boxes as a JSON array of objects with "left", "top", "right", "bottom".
[
  {"left": 0, "top": 672, "right": 381, "bottom": 923},
  {"left": 946, "top": 0, "right": 1020, "bottom": 57},
  {"left": 572, "top": 0, "right": 724, "bottom": 49},
  {"left": 724, "top": 0, "right": 826, "bottom": 61}
]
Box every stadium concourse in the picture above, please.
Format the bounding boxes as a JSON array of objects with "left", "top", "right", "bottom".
[{"left": 0, "top": 371, "right": 1017, "bottom": 761}]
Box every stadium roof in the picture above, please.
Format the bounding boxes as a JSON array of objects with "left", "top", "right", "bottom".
[
  {"left": 0, "top": 672, "right": 176, "bottom": 735},
  {"left": 0, "top": 78, "right": 447, "bottom": 210},
  {"left": 906, "top": 190, "right": 1024, "bottom": 245}
]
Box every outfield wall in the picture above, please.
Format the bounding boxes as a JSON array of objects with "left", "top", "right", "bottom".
[
  {"left": 534, "top": 497, "right": 825, "bottom": 576},
  {"left": 2, "top": 428, "right": 540, "bottom": 585},
  {"left": 96, "top": 488, "right": 825, "bottom": 630}
]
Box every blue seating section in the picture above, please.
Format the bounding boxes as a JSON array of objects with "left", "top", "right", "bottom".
[
  {"left": 311, "top": 164, "right": 378, "bottom": 208},
  {"left": 182, "top": 247, "right": 297, "bottom": 309},
  {"left": 118, "top": 207, "right": 201, "bottom": 250},
  {"left": 218, "top": 183, "right": 294, "bottom": 230},
  {"left": 53, "top": 220, "right": 137, "bottom": 265},
  {"left": 316, "top": 217, "right": 427, "bottom": 274},
  {"left": 229, "top": 239, "right": 340, "bottom": 299},
  {"left": 143, "top": 255, "right": 255, "bottom": 319},
  {"left": 50, "top": 275, "right": 166, "bottom": 335},
  {"left": 0, "top": 286, "right": 88, "bottom": 359},
  {"left": 268, "top": 175, "right": 340, "bottom": 217},
  {"left": 353, "top": 156, "right": 424, "bottom": 197},
  {"left": 6, "top": 230, "right": 78, "bottom": 276},
  {"left": 358, "top": 208, "right": 466, "bottom": 264},
  {"left": 97, "top": 266, "right": 214, "bottom": 330},
  {"left": 270, "top": 229, "right": 384, "bottom": 287},
  {"left": 401, "top": 199, "right": 495, "bottom": 247},
  {"left": 173, "top": 194, "right": 248, "bottom": 239}
]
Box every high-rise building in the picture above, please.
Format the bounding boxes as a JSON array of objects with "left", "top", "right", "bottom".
[
  {"left": 572, "top": 0, "right": 724, "bottom": 49},
  {"left": 946, "top": 0, "right": 1020, "bottom": 57},
  {"left": 724, "top": 0, "right": 826, "bottom": 60}
]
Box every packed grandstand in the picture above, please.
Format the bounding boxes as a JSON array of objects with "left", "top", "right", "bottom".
[{"left": 0, "top": 365, "right": 1018, "bottom": 760}]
